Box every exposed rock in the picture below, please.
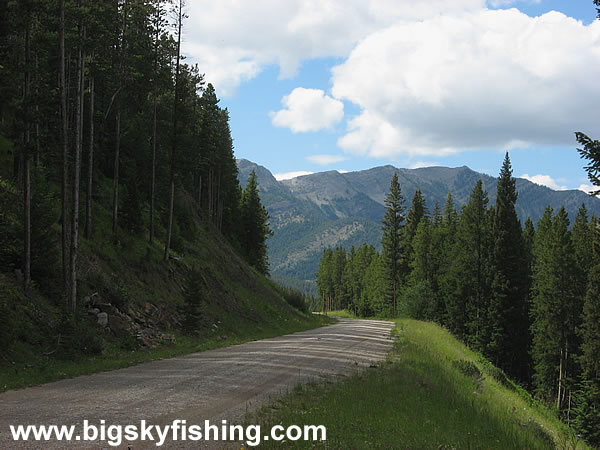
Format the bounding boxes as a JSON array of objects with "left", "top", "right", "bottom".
[
  {"left": 108, "top": 314, "right": 130, "bottom": 336},
  {"left": 97, "top": 312, "right": 108, "bottom": 327}
]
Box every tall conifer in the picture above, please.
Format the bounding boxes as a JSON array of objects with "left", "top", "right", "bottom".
[
  {"left": 488, "top": 153, "right": 529, "bottom": 381},
  {"left": 381, "top": 172, "right": 405, "bottom": 315}
]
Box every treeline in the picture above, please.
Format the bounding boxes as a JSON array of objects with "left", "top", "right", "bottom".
[
  {"left": 0, "top": 0, "right": 271, "bottom": 307},
  {"left": 317, "top": 153, "right": 600, "bottom": 445}
]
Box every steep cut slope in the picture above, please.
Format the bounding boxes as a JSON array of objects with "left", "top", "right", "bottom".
[{"left": 0, "top": 172, "right": 324, "bottom": 390}]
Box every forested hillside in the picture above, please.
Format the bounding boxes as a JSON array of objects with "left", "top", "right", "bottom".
[
  {"left": 238, "top": 158, "right": 600, "bottom": 285},
  {"left": 0, "top": 0, "right": 318, "bottom": 386},
  {"left": 316, "top": 151, "right": 600, "bottom": 447}
]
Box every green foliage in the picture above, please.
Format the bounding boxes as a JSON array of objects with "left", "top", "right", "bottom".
[
  {"left": 240, "top": 170, "right": 273, "bottom": 275},
  {"left": 270, "top": 283, "right": 310, "bottom": 313},
  {"left": 576, "top": 132, "right": 600, "bottom": 196},
  {"left": 381, "top": 172, "right": 406, "bottom": 315},
  {"left": 107, "top": 275, "right": 131, "bottom": 310},
  {"left": 404, "top": 188, "right": 427, "bottom": 257},
  {"left": 446, "top": 179, "right": 492, "bottom": 345},
  {"left": 488, "top": 153, "right": 529, "bottom": 381},
  {"left": 399, "top": 279, "right": 435, "bottom": 320},
  {"left": 57, "top": 311, "right": 105, "bottom": 359},
  {"left": 573, "top": 379, "right": 600, "bottom": 447},
  {"left": 121, "top": 180, "right": 144, "bottom": 234},
  {"left": 530, "top": 207, "right": 580, "bottom": 406},
  {"left": 452, "top": 359, "right": 482, "bottom": 380},
  {"left": 181, "top": 267, "right": 207, "bottom": 334},
  {"left": 0, "top": 168, "right": 59, "bottom": 289}
]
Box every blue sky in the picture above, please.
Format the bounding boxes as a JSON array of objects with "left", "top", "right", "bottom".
[{"left": 182, "top": 0, "right": 600, "bottom": 192}]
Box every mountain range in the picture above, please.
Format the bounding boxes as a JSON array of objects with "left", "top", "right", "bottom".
[{"left": 237, "top": 159, "right": 600, "bottom": 286}]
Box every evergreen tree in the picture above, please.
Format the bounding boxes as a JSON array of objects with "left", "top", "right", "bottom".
[
  {"left": 405, "top": 189, "right": 427, "bottom": 258},
  {"left": 574, "top": 221, "right": 600, "bottom": 446},
  {"left": 332, "top": 246, "right": 347, "bottom": 310},
  {"left": 181, "top": 267, "right": 206, "bottom": 334},
  {"left": 432, "top": 201, "right": 442, "bottom": 227},
  {"left": 572, "top": 204, "right": 593, "bottom": 303},
  {"left": 381, "top": 172, "right": 406, "bottom": 315},
  {"left": 363, "top": 252, "right": 386, "bottom": 316},
  {"left": 446, "top": 180, "right": 492, "bottom": 346},
  {"left": 488, "top": 153, "right": 529, "bottom": 381},
  {"left": 403, "top": 217, "right": 436, "bottom": 320},
  {"left": 530, "top": 207, "right": 580, "bottom": 408},
  {"left": 240, "top": 170, "right": 273, "bottom": 275},
  {"left": 316, "top": 248, "right": 334, "bottom": 312},
  {"left": 576, "top": 132, "right": 600, "bottom": 196}
]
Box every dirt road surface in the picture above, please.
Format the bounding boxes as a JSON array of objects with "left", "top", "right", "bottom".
[{"left": 0, "top": 317, "right": 394, "bottom": 449}]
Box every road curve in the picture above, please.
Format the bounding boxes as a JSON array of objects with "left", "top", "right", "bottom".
[{"left": 0, "top": 317, "right": 394, "bottom": 448}]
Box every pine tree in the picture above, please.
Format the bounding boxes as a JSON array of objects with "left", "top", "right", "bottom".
[
  {"left": 405, "top": 189, "right": 427, "bottom": 255},
  {"left": 240, "top": 170, "right": 273, "bottom": 275},
  {"left": 363, "top": 252, "right": 386, "bottom": 316},
  {"left": 573, "top": 221, "right": 600, "bottom": 446},
  {"left": 530, "top": 207, "right": 581, "bottom": 408},
  {"left": 317, "top": 248, "right": 334, "bottom": 312},
  {"left": 488, "top": 153, "right": 529, "bottom": 381},
  {"left": 403, "top": 217, "right": 436, "bottom": 320},
  {"left": 181, "top": 267, "right": 206, "bottom": 334},
  {"left": 576, "top": 132, "right": 600, "bottom": 196},
  {"left": 572, "top": 204, "right": 593, "bottom": 303},
  {"left": 381, "top": 172, "right": 406, "bottom": 315},
  {"left": 446, "top": 180, "right": 492, "bottom": 346}
]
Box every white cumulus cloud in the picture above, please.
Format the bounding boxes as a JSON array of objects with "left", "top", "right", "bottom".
[
  {"left": 182, "top": 0, "right": 484, "bottom": 96},
  {"left": 271, "top": 88, "right": 344, "bottom": 133},
  {"left": 488, "top": 0, "right": 541, "bottom": 7},
  {"left": 578, "top": 184, "right": 595, "bottom": 194},
  {"left": 274, "top": 171, "right": 314, "bottom": 181},
  {"left": 521, "top": 174, "right": 568, "bottom": 191},
  {"left": 306, "top": 154, "right": 348, "bottom": 165},
  {"left": 410, "top": 161, "right": 439, "bottom": 169},
  {"left": 332, "top": 9, "right": 600, "bottom": 158}
]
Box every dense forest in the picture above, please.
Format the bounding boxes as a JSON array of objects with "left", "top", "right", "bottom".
[
  {"left": 0, "top": 0, "right": 273, "bottom": 294},
  {"left": 317, "top": 150, "right": 600, "bottom": 445},
  {"left": 0, "top": 0, "right": 277, "bottom": 367}
]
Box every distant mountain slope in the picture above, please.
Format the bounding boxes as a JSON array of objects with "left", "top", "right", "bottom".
[{"left": 237, "top": 159, "right": 600, "bottom": 283}]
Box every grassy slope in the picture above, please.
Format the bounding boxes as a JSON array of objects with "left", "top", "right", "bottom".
[
  {"left": 250, "top": 316, "right": 585, "bottom": 449},
  {"left": 0, "top": 169, "right": 331, "bottom": 392}
]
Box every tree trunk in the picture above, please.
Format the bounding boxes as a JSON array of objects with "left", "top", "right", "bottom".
[
  {"left": 163, "top": 0, "right": 183, "bottom": 261},
  {"left": 112, "top": 0, "right": 127, "bottom": 241},
  {"left": 34, "top": 52, "right": 40, "bottom": 167},
  {"left": 197, "top": 174, "right": 202, "bottom": 211},
  {"left": 85, "top": 75, "right": 94, "bottom": 239},
  {"left": 557, "top": 346, "right": 563, "bottom": 410},
  {"left": 60, "top": 0, "right": 70, "bottom": 301},
  {"left": 69, "top": 20, "right": 85, "bottom": 313},
  {"left": 112, "top": 109, "right": 120, "bottom": 238},
  {"left": 23, "top": 15, "right": 31, "bottom": 292},
  {"left": 150, "top": 94, "right": 157, "bottom": 243},
  {"left": 149, "top": 1, "right": 160, "bottom": 244}
]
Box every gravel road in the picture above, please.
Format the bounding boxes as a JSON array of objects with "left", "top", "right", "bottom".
[{"left": 0, "top": 317, "right": 394, "bottom": 449}]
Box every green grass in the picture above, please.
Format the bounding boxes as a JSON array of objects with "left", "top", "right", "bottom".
[{"left": 249, "top": 317, "right": 586, "bottom": 449}]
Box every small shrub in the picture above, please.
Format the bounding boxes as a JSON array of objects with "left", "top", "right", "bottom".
[
  {"left": 573, "top": 379, "right": 600, "bottom": 447},
  {"left": 57, "top": 312, "right": 104, "bottom": 359},
  {"left": 108, "top": 276, "right": 131, "bottom": 309},
  {"left": 280, "top": 287, "right": 309, "bottom": 313},
  {"left": 399, "top": 280, "right": 435, "bottom": 320},
  {"left": 452, "top": 359, "right": 481, "bottom": 379},
  {"left": 181, "top": 267, "right": 208, "bottom": 334},
  {"left": 477, "top": 357, "right": 516, "bottom": 391}
]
